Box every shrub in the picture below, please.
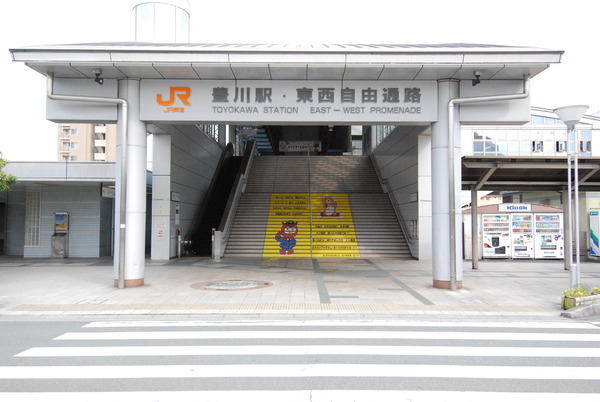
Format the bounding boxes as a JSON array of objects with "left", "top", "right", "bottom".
[{"left": 562, "top": 285, "right": 592, "bottom": 298}]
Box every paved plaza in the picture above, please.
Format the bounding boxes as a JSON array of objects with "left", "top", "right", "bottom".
[{"left": 0, "top": 257, "right": 599, "bottom": 320}]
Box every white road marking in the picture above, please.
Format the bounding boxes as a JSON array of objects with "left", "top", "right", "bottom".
[
  {"left": 54, "top": 330, "right": 600, "bottom": 342},
  {"left": 83, "top": 320, "right": 598, "bottom": 329},
  {"left": 0, "top": 391, "right": 599, "bottom": 402},
  {"left": 16, "top": 344, "right": 600, "bottom": 357},
  {"left": 0, "top": 363, "right": 599, "bottom": 380}
]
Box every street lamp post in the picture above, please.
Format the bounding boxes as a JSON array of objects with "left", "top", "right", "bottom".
[{"left": 554, "top": 105, "right": 588, "bottom": 288}]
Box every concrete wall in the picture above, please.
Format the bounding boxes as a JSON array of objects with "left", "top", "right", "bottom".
[
  {"left": 371, "top": 125, "right": 431, "bottom": 259},
  {"left": 3, "top": 184, "right": 111, "bottom": 258},
  {"left": 151, "top": 125, "right": 223, "bottom": 259}
]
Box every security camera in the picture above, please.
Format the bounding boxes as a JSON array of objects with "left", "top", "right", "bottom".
[
  {"left": 472, "top": 70, "right": 482, "bottom": 86},
  {"left": 93, "top": 68, "right": 104, "bottom": 85}
]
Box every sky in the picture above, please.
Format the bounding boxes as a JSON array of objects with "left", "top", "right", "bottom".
[{"left": 1, "top": 0, "right": 599, "bottom": 161}]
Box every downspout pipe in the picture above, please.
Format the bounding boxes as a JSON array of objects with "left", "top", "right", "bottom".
[
  {"left": 447, "top": 75, "right": 530, "bottom": 291},
  {"left": 47, "top": 73, "right": 129, "bottom": 289}
]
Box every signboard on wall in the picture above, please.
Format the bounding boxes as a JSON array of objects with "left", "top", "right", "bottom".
[
  {"left": 279, "top": 141, "right": 322, "bottom": 153},
  {"left": 140, "top": 80, "right": 438, "bottom": 124},
  {"left": 499, "top": 204, "right": 532, "bottom": 212}
]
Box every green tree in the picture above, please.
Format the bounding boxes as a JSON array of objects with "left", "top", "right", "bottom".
[{"left": 0, "top": 153, "right": 18, "bottom": 191}]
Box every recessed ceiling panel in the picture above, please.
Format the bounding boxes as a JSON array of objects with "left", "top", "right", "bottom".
[
  {"left": 269, "top": 64, "right": 307, "bottom": 80},
  {"left": 153, "top": 64, "right": 199, "bottom": 79},
  {"left": 230, "top": 63, "right": 271, "bottom": 79},
  {"left": 113, "top": 64, "right": 164, "bottom": 79},
  {"left": 490, "top": 65, "right": 549, "bottom": 79},
  {"left": 27, "top": 63, "right": 86, "bottom": 78},
  {"left": 307, "top": 64, "right": 345, "bottom": 80},
  {"left": 378, "top": 66, "right": 422, "bottom": 80},
  {"left": 70, "top": 64, "right": 127, "bottom": 79},
  {"left": 414, "top": 65, "right": 462, "bottom": 80},
  {"left": 343, "top": 65, "right": 385, "bottom": 80},
  {"left": 192, "top": 63, "right": 235, "bottom": 79}
]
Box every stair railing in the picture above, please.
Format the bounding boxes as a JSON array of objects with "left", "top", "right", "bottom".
[
  {"left": 307, "top": 149, "right": 313, "bottom": 257},
  {"left": 212, "top": 139, "right": 257, "bottom": 259},
  {"left": 369, "top": 154, "right": 418, "bottom": 258}
]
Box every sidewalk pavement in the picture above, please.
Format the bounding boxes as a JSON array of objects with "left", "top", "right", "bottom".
[{"left": 0, "top": 256, "right": 599, "bottom": 321}]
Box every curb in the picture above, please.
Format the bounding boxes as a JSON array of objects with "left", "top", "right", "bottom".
[
  {"left": 1, "top": 303, "right": 559, "bottom": 317},
  {"left": 561, "top": 303, "right": 600, "bottom": 319}
]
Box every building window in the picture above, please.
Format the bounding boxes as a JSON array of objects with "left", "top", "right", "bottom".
[
  {"left": 581, "top": 141, "right": 592, "bottom": 154},
  {"left": 25, "top": 192, "right": 41, "bottom": 247}
]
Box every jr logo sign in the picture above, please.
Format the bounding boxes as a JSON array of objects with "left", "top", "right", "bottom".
[{"left": 156, "top": 87, "right": 191, "bottom": 112}]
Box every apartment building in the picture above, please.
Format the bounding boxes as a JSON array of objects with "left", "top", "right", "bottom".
[{"left": 57, "top": 123, "right": 117, "bottom": 162}]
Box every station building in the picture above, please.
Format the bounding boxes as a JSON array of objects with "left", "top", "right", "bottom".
[{"left": 6, "top": 37, "right": 577, "bottom": 290}]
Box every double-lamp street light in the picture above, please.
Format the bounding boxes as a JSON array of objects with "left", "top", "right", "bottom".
[{"left": 553, "top": 105, "right": 588, "bottom": 288}]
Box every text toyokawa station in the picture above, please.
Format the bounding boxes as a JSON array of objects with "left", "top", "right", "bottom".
[{"left": 141, "top": 80, "right": 437, "bottom": 123}]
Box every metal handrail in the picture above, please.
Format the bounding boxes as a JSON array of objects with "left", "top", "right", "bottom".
[{"left": 212, "top": 139, "right": 257, "bottom": 259}]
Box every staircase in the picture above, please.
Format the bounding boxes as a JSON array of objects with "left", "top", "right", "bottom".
[{"left": 223, "top": 156, "right": 411, "bottom": 258}]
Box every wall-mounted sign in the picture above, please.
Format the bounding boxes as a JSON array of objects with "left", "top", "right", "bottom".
[
  {"left": 499, "top": 204, "right": 532, "bottom": 212},
  {"left": 140, "top": 80, "right": 438, "bottom": 124},
  {"left": 279, "top": 141, "right": 322, "bottom": 153},
  {"left": 101, "top": 186, "right": 115, "bottom": 198}
]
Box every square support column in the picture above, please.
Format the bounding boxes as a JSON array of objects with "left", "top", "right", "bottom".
[{"left": 151, "top": 134, "right": 172, "bottom": 260}]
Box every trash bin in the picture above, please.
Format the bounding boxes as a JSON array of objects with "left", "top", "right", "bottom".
[{"left": 51, "top": 233, "right": 68, "bottom": 258}]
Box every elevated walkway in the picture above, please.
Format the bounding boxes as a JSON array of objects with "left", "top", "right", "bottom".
[{"left": 223, "top": 156, "right": 410, "bottom": 258}]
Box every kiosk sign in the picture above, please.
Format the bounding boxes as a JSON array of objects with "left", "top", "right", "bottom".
[
  {"left": 141, "top": 80, "right": 437, "bottom": 123},
  {"left": 499, "top": 204, "right": 532, "bottom": 212}
]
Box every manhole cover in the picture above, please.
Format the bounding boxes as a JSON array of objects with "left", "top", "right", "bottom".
[{"left": 191, "top": 280, "right": 273, "bottom": 291}]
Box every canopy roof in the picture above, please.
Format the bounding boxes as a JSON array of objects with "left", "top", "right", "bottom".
[
  {"left": 10, "top": 42, "right": 563, "bottom": 81},
  {"left": 462, "top": 156, "right": 600, "bottom": 192}
]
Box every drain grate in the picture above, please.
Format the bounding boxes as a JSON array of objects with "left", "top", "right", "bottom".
[{"left": 191, "top": 280, "right": 273, "bottom": 291}]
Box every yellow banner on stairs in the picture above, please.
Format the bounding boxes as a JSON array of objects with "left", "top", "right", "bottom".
[{"left": 262, "top": 193, "right": 360, "bottom": 258}]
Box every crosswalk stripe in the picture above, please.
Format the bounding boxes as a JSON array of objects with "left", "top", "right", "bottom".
[
  {"left": 54, "top": 330, "right": 600, "bottom": 342},
  {"left": 83, "top": 320, "right": 599, "bottom": 329},
  {"left": 16, "top": 344, "right": 600, "bottom": 358},
  {"left": 1, "top": 363, "right": 599, "bottom": 380},
  {"left": 1, "top": 391, "right": 599, "bottom": 402}
]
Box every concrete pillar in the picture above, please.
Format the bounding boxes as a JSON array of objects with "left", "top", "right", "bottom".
[
  {"left": 431, "top": 79, "right": 463, "bottom": 289},
  {"left": 417, "top": 133, "right": 432, "bottom": 260},
  {"left": 218, "top": 124, "right": 227, "bottom": 147},
  {"left": 562, "top": 188, "right": 572, "bottom": 271},
  {"left": 151, "top": 134, "right": 172, "bottom": 260},
  {"left": 114, "top": 79, "right": 147, "bottom": 287},
  {"left": 471, "top": 187, "right": 479, "bottom": 269}
]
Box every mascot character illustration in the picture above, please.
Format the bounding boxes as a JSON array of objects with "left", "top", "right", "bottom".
[
  {"left": 275, "top": 220, "right": 299, "bottom": 255},
  {"left": 320, "top": 195, "right": 341, "bottom": 217}
]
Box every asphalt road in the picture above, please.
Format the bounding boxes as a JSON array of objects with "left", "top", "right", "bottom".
[{"left": 1, "top": 319, "right": 600, "bottom": 401}]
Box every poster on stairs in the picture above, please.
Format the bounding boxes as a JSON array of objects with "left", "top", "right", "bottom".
[{"left": 262, "top": 193, "right": 360, "bottom": 258}]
